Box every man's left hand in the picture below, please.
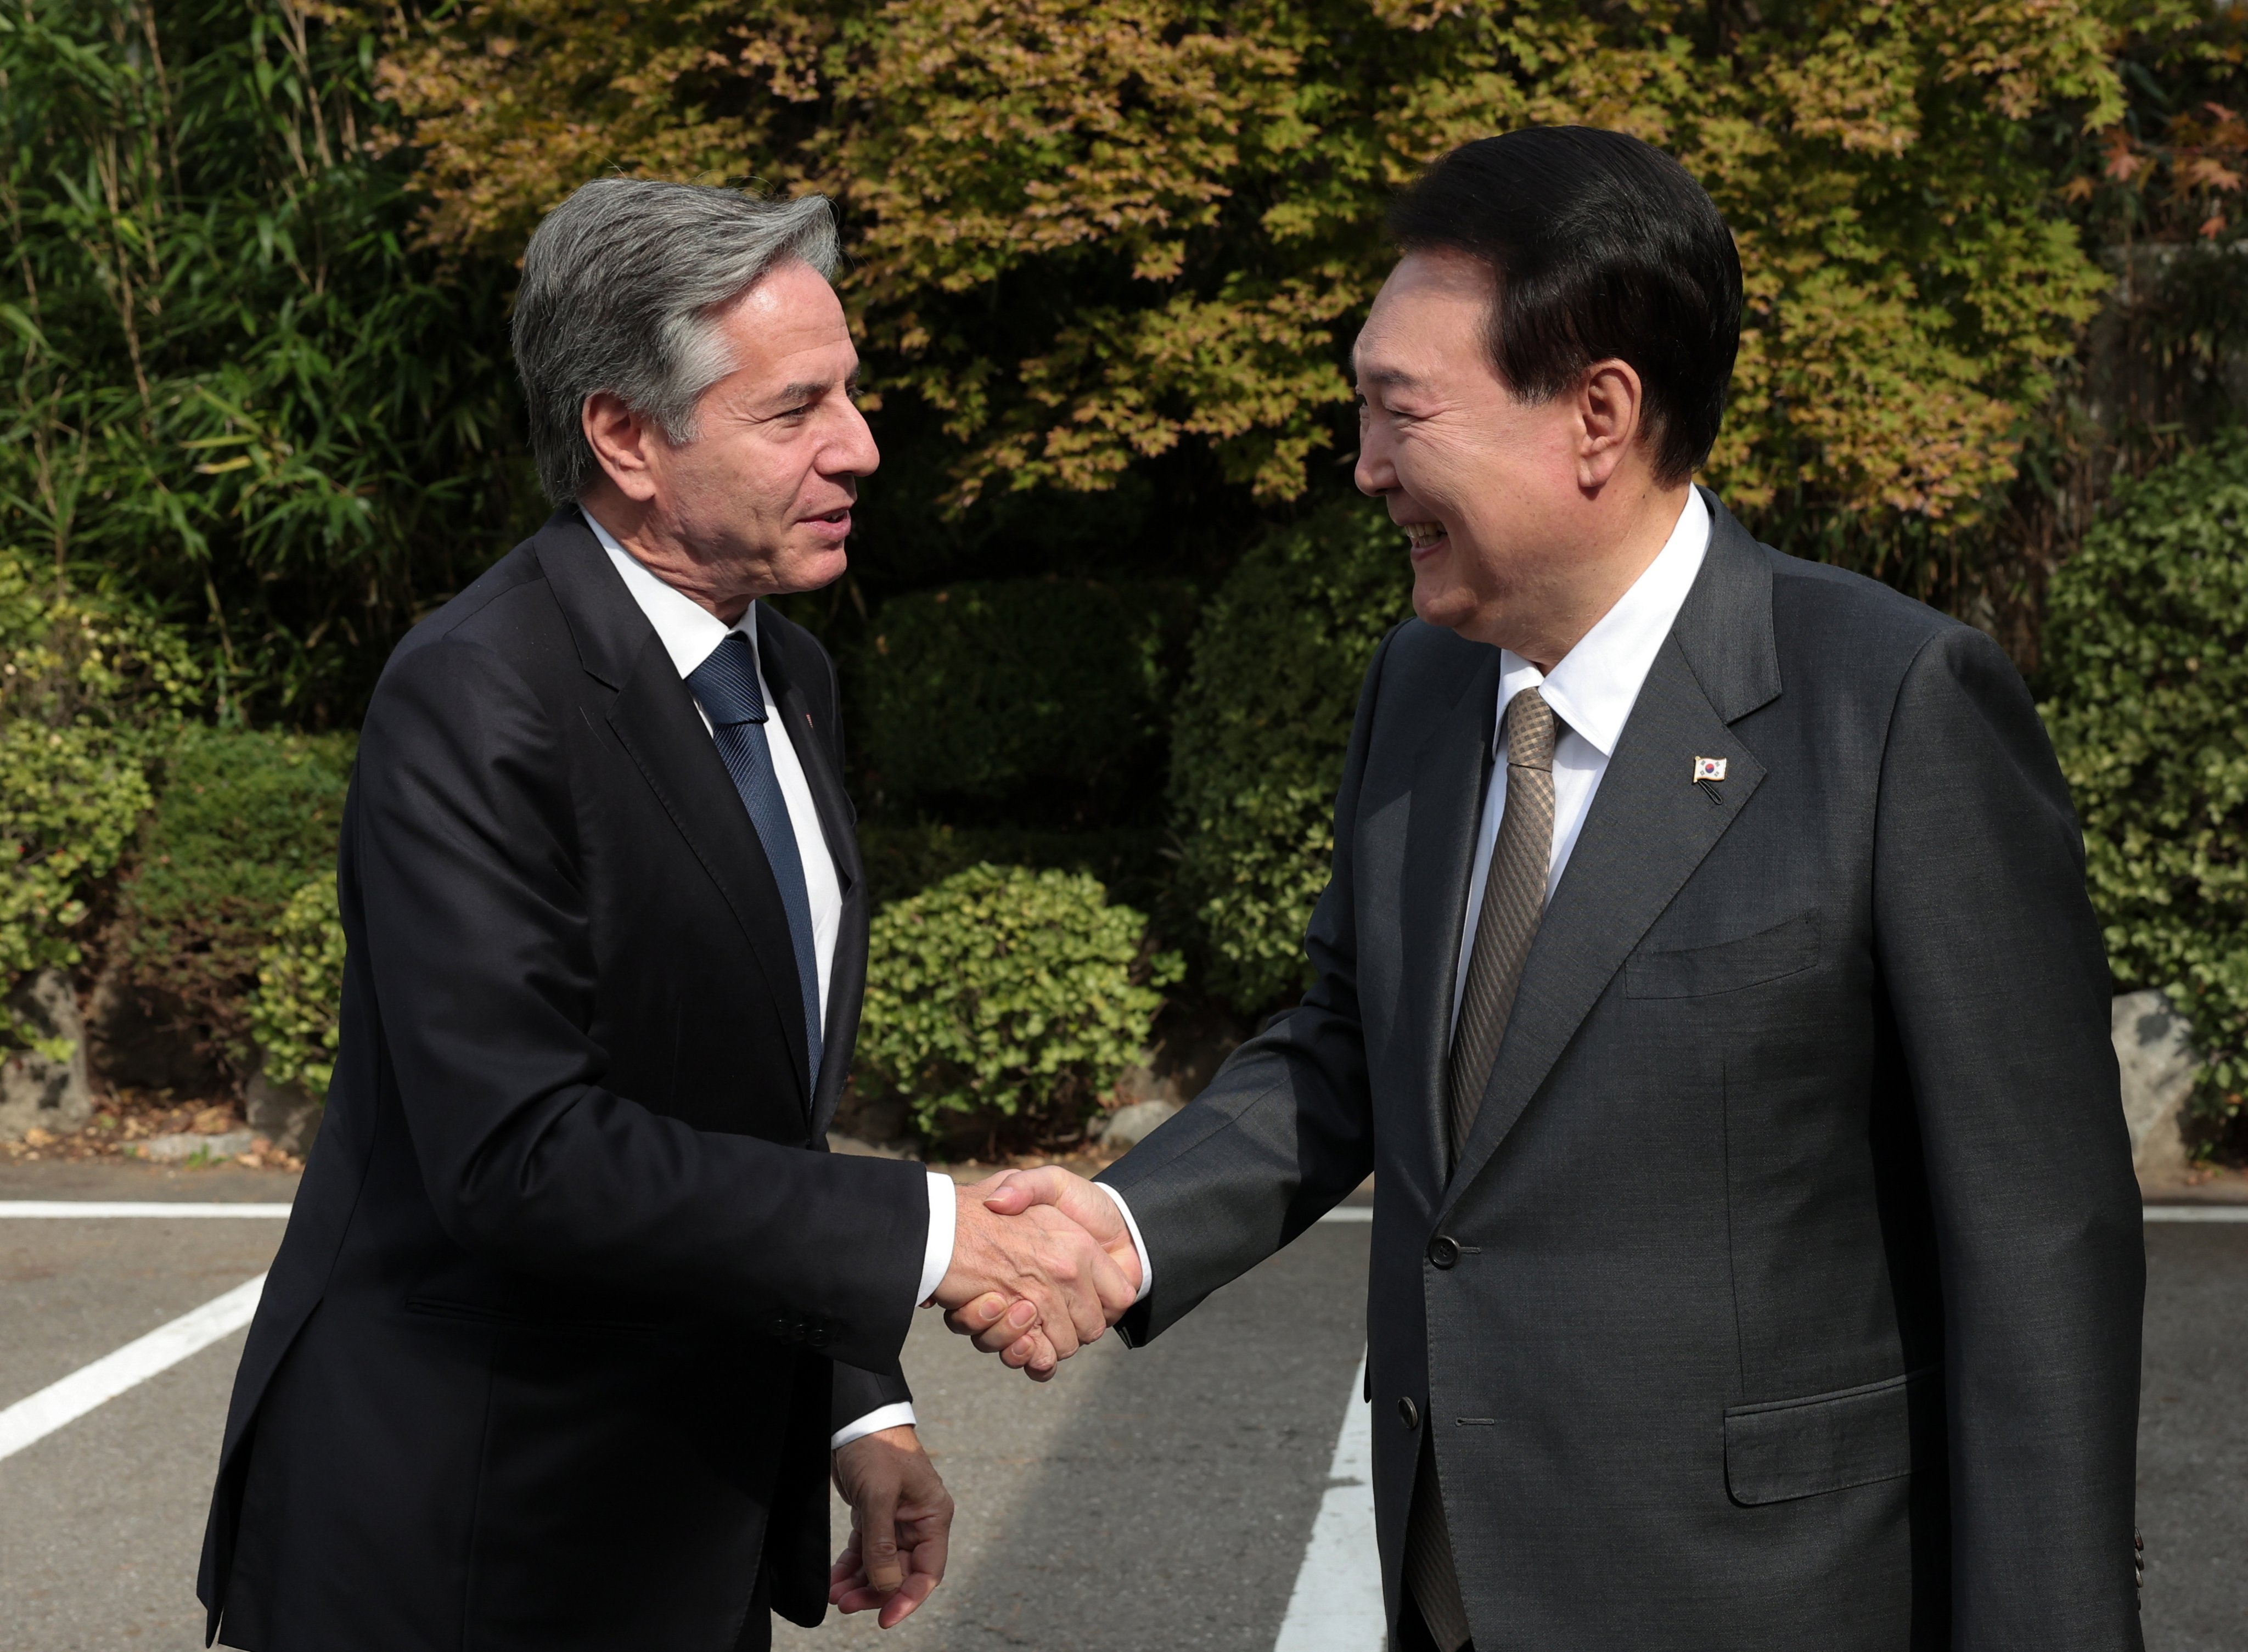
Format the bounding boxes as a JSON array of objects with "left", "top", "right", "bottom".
[{"left": 830, "top": 1425, "right": 953, "bottom": 1627}]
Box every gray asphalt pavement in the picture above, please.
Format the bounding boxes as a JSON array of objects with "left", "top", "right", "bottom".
[{"left": 1, "top": 1158, "right": 2240, "bottom": 1651}]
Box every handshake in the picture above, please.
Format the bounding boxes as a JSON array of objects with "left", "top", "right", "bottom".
[{"left": 930, "top": 1166, "right": 1140, "bottom": 1378}]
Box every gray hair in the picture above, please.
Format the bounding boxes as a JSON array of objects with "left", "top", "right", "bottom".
[{"left": 513, "top": 179, "right": 841, "bottom": 503}]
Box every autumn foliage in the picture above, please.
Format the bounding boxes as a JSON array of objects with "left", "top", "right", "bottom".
[{"left": 378, "top": 0, "right": 2168, "bottom": 533}]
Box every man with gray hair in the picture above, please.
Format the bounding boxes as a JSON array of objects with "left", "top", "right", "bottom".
[{"left": 196, "top": 179, "right": 1138, "bottom": 1651}]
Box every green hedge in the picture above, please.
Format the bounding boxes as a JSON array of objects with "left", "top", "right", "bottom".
[
  {"left": 856, "top": 863, "right": 1180, "bottom": 1153},
  {"left": 111, "top": 726, "right": 355, "bottom": 1079},
  {"left": 2043, "top": 430, "right": 2248, "bottom": 1146},
  {"left": 0, "top": 548, "right": 200, "bottom": 1050},
  {"left": 1166, "top": 504, "right": 1412, "bottom": 1009},
  {"left": 249, "top": 873, "right": 346, "bottom": 1099},
  {"left": 856, "top": 578, "right": 1197, "bottom": 823}
]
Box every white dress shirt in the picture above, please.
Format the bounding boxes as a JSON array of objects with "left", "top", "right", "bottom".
[
  {"left": 1451, "top": 486, "right": 1710, "bottom": 1025},
  {"left": 585, "top": 510, "right": 953, "bottom": 1449},
  {"left": 1108, "top": 487, "right": 1712, "bottom": 1303}
]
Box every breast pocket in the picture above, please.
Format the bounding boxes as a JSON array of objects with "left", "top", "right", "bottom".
[{"left": 1625, "top": 911, "right": 1820, "bottom": 999}]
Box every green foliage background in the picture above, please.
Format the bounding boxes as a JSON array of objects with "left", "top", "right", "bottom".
[
  {"left": 1167, "top": 504, "right": 1412, "bottom": 1006},
  {"left": 2043, "top": 432, "right": 2248, "bottom": 1136},
  {"left": 249, "top": 872, "right": 345, "bottom": 1097},
  {"left": 110, "top": 726, "right": 353, "bottom": 1077},
  {"left": 0, "top": 0, "right": 2242, "bottom": 1155}
]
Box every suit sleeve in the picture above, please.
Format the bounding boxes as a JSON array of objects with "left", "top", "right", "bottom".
[
  {"left": 351, "top": 634, "right": 929, "bottom": 1374},
  {"left": 1096, "top": 628, "right": 1398, "bottom": 1343},
  {"left": 1872, "top": 625, "right": 2144, "bottom": 1650},
  {"left": 830, "top": 1360, "right": 913, "bottom": 1435}
]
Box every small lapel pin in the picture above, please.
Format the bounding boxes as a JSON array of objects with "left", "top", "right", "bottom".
[{"left": 1692, "top": 756, "right": 1728, "bottom": 783}]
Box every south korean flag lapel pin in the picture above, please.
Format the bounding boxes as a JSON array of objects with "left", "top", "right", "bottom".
[{"left": 1692, "top": 755, "right": 1727, "bottom": 805}]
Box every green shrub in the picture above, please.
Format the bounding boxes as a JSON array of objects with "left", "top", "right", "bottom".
[
  {"left": 0, "top": 547, "right": 200, "bottom": 1049},
  {"left": 111, "top": 726, "right": 355, "bottom": 1078},
  {"left": 856, "top": 579, "right": 1198, "bottom": 824},
  {"left": 1167, "top": 503, "right": 1412, "bottom": 1009},
  {"left": 2042, "top": 430, "right": 2248, "bottom": 1149},
  {"left": 249, "top": 873, "right": 346, "bottom": 1099},
  {"left": 856, "top": 864, "right": 1182, "bottom": 1152}
]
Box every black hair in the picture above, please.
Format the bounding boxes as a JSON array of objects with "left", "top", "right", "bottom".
[{"left": 1386, "top": 127, "right": 1744, "bottom": 484}]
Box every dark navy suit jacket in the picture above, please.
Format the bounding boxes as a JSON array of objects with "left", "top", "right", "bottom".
[{"left": 199, "top": 509, "right": 928, "bottom": 1650}]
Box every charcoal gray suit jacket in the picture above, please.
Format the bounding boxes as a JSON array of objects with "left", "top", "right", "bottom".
[{"left": 1099, "top": 493, "right": 2144, "bottom": 1651}]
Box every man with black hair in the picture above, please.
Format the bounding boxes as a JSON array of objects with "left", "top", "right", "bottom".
[{"left": 956, "top": 127, "right": 2144, "bottom": 1651}]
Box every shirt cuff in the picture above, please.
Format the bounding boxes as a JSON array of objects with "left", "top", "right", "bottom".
[
  {"left": 1095, "top": 1182, "right": 1155, "bottom": 1305},
  {"left": 831, "top": 1402, "right": 917, "bottom": 1452},
  {"left": 917, "top": 1170, "right": 956, "bottom": 1307}
]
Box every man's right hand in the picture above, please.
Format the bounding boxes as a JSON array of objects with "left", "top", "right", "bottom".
[
  {"left": 930, "top": 1178, "right": 1138, "bottom": 1378},
  {"left": 941, "top": 1168, "right": 1142, "bottom": 1377}
]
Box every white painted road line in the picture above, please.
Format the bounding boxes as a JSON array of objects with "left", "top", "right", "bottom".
[
  {"left": 2143, "top": 1205, "right": 2248, "bottom": 1222},
  {"left": 1317, "top": 1205, "right": 2244, "bottom": 1225},
  {"left": 1274, "top": 1353, "right": 1386, "bottom": 1651},
  {"left": 0, "top": 1273, "right": 266, "bottom": 1464},
  {"left": 0, "top": 1201, "right": 294, "bottom": 1218}
]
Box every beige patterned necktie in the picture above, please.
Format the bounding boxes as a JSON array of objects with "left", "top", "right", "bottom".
[{"left": 1403, "top": 684, "right": 1558, "bottom": 1652}]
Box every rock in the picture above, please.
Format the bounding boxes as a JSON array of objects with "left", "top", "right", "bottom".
[
  {"left": 128, "top": 1129, "right": 258, "bottom": 1162},
  {"left": 829, "top": 1089, "right": 914, "bottom": 1154},
  {"left": 245, "top": 1068, "right": 325, "bottom": 1158},
  {"left": 85, "top": 968, "right": 217, "bottom": 1093},
  {"left": 1100, "top": 1098, "right": 1181, "bottom": 1151},
  {"left": 2114, "top": 990, "right": 2198, "bottom": 1187},
  {"left": 1, "top": 969, "right": 93, "bottom": 1142}
]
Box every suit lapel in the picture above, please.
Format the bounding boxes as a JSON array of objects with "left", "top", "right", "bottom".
[
  {"left": 756, "top": 611, "right": 869, "bottom": 1139},
  {"left": 1438, "top": 494, "right": 1783, "bottom": 1211},
  {"left": 537, "top": 513, "right": 814, "bottom": 1110},
  {"left": 1394, "top": 649, "right": 1502, "bottom": 1206}
]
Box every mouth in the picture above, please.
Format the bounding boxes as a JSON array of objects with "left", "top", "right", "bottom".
[
  {"left": 1400, "top": 521, "right": 1448, "bottom": 558},
  {"left": 802, "top": 507, "right": 853, "bottom": 541}
]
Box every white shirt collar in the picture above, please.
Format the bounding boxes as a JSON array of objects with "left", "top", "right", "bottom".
[
  {"left": 1496, "top": 487, "right": 1711, "bottom": 758},
  {"left": 581, "top": 507, "right": 760, "bottom": 682}
]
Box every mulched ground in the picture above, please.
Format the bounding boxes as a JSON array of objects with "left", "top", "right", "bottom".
[{"left": 1, "top": 1088, "right": 303, "bottom": 1173}]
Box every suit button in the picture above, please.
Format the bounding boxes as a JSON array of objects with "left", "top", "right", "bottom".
[
  {"left": 1428, "top": 1234, "right": 1461, "bottom": 1269},
  {"left": 1398, "top": 1396, "right": 1420, "bottom": 1430},
  {"left": 807, "top": 1324, "right": 831, "bottom": 1349}
]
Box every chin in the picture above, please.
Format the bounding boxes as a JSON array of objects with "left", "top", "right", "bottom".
[
  {"left": 1410, "top": 571, "right": 1483, "bottom": 637},
  {"left": 772, "top": 542, "right": 851, "bottom": 597}
]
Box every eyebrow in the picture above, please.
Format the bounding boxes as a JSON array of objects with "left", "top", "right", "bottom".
[
  {"left": 774, "top": 369, "right": 863, "bottom": 403},
  {"left": 1353, "top": 366, "right": 1427, "bottom": 391}
]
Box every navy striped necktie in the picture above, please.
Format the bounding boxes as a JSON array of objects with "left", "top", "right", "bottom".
[{"left": 685, "top": 629, "right": 823, "bottom": 1091}]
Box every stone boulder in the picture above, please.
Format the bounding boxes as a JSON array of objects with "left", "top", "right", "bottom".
[
  {"left": 245, "top": 1067, "right": 326, "bottom": 1159},
  {"left": 1100, "top": 1098, "right": 1181, "bottom": 1151},
  {"left": 0, "top": 969, "right": 93, "bottom": 1141},
  {"left": 2113, "top": 990, "right": 2198, "bottom": 1187}
]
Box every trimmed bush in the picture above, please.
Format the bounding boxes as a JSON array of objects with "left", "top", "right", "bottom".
[
  {"left": 2042, "top": 431, "right": 2248, "bottom": 1148},
  {"left": 856, "top": 579, "right": 1197, "bottom": 824},
  {"left": 0, "top": 548, "right": 200, "bottom": 1050},
  {"left": 110, "top": 727, "right": 355, "bottom": 1080},
  {"left": 249, "top": 874, "right": 346, "bottom": 1099},
  {"left": 856, "top": 864, "right": 1181, "bottom": 1152},
  {"left": 1167, "top": 503, "right": 1412, "bottom": 1009}
]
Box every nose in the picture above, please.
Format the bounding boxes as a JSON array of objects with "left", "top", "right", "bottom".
[
  {"left": 825, "top": 395, "right": 881, "bottom": 479},
  {"left": 1353, "top": 423, "right": 1395, "bottom": 497}
]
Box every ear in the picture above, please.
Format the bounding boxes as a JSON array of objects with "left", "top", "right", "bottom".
[
  {"left": 582, "top": 391, "right": 663, "bottom": 503},
  {"left": 1573, "top": 360, "right": 1646, "bottom": 492}
]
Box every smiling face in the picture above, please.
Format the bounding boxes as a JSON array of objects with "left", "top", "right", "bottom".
[
  {"left": 1352, "top": 249, "right": 1678, "bottom": 666},
  {"left": 580, "top": 257, "right": 877, "bottom": 620}
]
